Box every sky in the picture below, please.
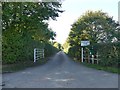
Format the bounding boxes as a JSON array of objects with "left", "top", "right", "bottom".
[{"left": 48, "top": 0, "right": 120, "bottom": 44}]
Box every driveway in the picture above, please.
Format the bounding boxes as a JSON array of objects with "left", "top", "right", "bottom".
[{"left": 2, "top": 51, "right": 118, "bottom": 88}]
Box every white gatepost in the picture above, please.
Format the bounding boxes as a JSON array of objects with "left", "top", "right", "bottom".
[
  {"left": 96, "top": 52, "right": 99, "bottom": 64},
  {"left": 91, "top": 55, "right": 94, "bottom": 64},
  {"left": 34, "top": 48, "right": 37, "bottom": 63},
  {"left": 43, "top": 49, "right": 44, "bottom": 58},
  {"left": 81, "top": 47, "right": 84, "bottom": 62}
]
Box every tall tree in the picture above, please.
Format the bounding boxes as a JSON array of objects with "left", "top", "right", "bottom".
[
  {"left": 68, "top": 11, "right": 120, "bottom": 47},
  {"left": 2, "top": 2, "right": 63, "bottom": 64},
  {"left": 67, "top": 10, "right": 120, "bottom": 59}
]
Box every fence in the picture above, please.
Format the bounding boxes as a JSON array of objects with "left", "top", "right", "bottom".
[
  {"left": 83, "top": 49, "right": 100, "bottom": 64},
  {"left": 83, "top": 42, "right": 119, "bottom": 67}
]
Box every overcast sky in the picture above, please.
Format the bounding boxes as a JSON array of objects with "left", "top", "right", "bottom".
[{"left": 48, "top": 0, "right": 119, "bottom": 44}]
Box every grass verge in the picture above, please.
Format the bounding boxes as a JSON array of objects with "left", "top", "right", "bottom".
[
  {"left": 2, "top": 57, "right": 49, "bottom": 73},
  {"left": 82, "top": 62, "right": 120, "bottom": 74},
  {"left": 73, "top": 58, "right": 119, "bottom": 74}
]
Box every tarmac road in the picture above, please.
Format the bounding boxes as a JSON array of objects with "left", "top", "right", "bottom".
[{"left": 2, "top": 51, "right": 118, "bottom": 88}]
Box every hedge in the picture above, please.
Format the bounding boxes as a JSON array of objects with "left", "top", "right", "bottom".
[
  {"left": 88, "top": 42, "right": 120, "bottom": 67},
  {"left": 68, "top": 42, "right": 120, "bottom": 67},
  {"left": 2, "top": 34, "right": 58, "bottom": 64}
]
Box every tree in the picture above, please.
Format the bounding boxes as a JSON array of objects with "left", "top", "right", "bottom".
[
  {"left": 2, "top": 2, "right": 63, "bottom": 64},
  {"left": 63, "top": 38, "right": 70, "bottom": 53},
  {"left": 53, "top": 42, "right": 63, "bottom": 51},
  {"left": 67, "top": 10, "right": 120, "bottom": 60},
  {"left": 68, "top": 11, "right": 120, "bottom": 47},
  {"left": 2, "top": 2, "right": 63, "bottom": 41}
]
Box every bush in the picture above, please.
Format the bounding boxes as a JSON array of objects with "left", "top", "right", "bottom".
[
  {"left": 2, "top": 33, "right": 58, "bottom": 64},
  {"left": 44, "top": 43, "right": 59, "bottom": 57},
  {"left": 68, "top": 46, "right": 80, "bottom": 59},
  {"left": 68, "top": 42, "right": 120, "bottom": 68},
  {"left": 88, "top": 42, "right": 120, "bottom": 67}
]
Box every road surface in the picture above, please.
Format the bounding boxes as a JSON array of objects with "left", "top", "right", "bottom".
[{"left": 2, "top": 51, "right": 118, "bottom": 88}]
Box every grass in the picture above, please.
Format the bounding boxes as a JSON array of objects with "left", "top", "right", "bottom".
[
  {"left": 82, "top": 62, "right": 120, "bottom": 74},
  {"left": 73, "top": 59, "right": 119, "bottom": 74},
  {"left": 2, "top": 58, "right": 49, "bottom": 73}
]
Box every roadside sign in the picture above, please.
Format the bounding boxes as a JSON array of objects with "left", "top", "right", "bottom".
[{"left": 81, "top": 41, "right": 90, "bottom": 46}]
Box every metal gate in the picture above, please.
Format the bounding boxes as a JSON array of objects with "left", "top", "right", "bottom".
[{"left": 34, "top": 48, "right": 44, "bottom": 63}]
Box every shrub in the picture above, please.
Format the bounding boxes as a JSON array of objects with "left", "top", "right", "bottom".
[
  {"left": 2, "top": 33, "right": 58, "bottom": 64},
  {"left": 88, "top": 42, "right": 120, "bottom": 67}
]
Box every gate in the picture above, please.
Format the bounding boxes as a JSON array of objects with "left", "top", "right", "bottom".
[{"left": 34, "top": 48, "right": 44, "bottom": 63}]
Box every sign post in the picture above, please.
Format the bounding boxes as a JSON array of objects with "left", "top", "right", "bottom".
[
  {"left": 81, "top": 47, "right": 84, "bottom": 62},
  {"left": 81, "top": 41, "right": 90, "bottom": 63}
]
